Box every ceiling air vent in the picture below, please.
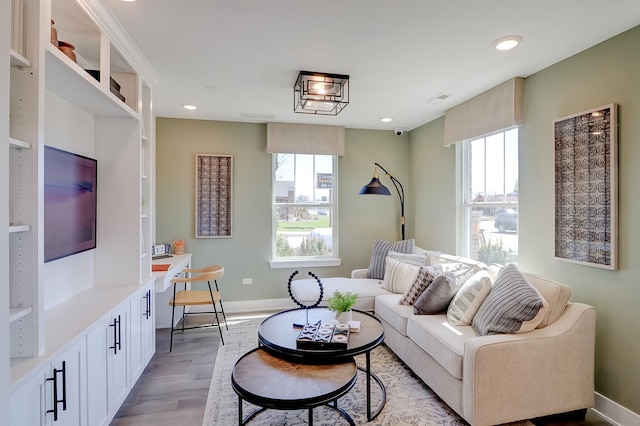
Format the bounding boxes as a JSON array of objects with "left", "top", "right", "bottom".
[{"left": 427, "top": 93, "right": 453, "bottom": 104}]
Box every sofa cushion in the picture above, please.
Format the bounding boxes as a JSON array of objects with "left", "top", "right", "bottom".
[
  {"left": 472, "top": 264, "right": 548, "bottom": 336},
  {"left": 367, "top": 238, "right": 415, "bottom": 279},
  {"left": 381, "top": 256, "right": 421, "bottom": 294},
  {"left": 413, "top": 268, "right": 476, "bottom": 315},
  {"left": 374, "top": 293, "right": 413, "bottom": 336},
  {"left": 407, "top": 314, "right": 476, "bottom": 380},
  {"left": 522, "top": 272, "right": 572, "bottom": 328},
  {"left": 446, "top": 270, "right": 493, "bottom": 326},
  {"left": 290, "top": 277, "right": 391, "bottom": 312}
]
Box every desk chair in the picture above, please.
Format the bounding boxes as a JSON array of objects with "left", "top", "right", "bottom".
[
  {"left": 169, "top": 267, "right": 225, "bottom": 352},
  {"left": 183, "top": 264, "right": 228, "bottom": 331}
]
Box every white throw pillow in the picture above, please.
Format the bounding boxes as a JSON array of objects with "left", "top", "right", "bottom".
[
  {"left": 381, "top": 257, "right": 421, "bottom": 294},
  {"left": 447, "top": 270, "right": 493, "bottom": 326}
]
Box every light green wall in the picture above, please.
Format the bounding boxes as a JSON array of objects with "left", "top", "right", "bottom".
[
  {"left": 155, "top": 119, "right": 409, "bottom": 302},
  {"left": 519, "top": 26, "right": 640, "bottom": 413},
  {"left": 409, "top": 116, "right": 457, "bottom": 254},
  {"left": 408, "top": 25, "right": 640, "bottom": 414}
]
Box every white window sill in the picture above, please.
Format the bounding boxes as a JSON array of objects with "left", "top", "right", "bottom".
[{"left": 269, "top": 258, "right": 342, "bottom": 269}]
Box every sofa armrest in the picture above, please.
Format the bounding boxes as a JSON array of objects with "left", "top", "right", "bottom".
[
  {"left": 462, "top": 302, "right": 595, "bottom": 426},
  {"left": 351, "top": 269, "right": 369, "bottom": 279}
]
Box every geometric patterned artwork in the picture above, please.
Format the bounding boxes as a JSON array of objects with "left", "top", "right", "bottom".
[
  {"left": 195, "top": 154, "right": 233, "bottom": 238},
  {"left": 554, "top": 104, "right": 618, "bottom": 269}
]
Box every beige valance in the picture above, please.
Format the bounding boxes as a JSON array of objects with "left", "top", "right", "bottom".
[
  {"left": 267, "top": 122, "right": 345, "bottom": 156},
  {"left": 443, "top": 77, "right": 525, "bottom": 146}
]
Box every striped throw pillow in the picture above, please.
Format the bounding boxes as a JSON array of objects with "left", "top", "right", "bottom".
[
  {"left": 367, "top": 238, "right": 415, "bottom": 280},
  {"left": 472, "top": 264, "right": 548, "bottom": 336},
  {"left": 447, "top": 270, "right": 493, "bottom": 325},
  {"left": 381, "top": 257, "right": 421, "bottom": 294}
]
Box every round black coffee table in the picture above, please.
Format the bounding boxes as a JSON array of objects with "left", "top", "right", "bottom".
[
  {"left": 232, "top": 347, "right": 357, "bottom": 425},
  {"left": 258, "top": 307, "right": 386, "bottom": 421}
]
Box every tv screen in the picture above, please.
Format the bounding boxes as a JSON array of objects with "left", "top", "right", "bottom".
[{"left": 44, "top": 146, "right": 97, "bottom": 262}]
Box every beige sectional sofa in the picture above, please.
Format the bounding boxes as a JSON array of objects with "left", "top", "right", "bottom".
[{"left": 290, "top": 253, "right": 596, "bottom": 426}]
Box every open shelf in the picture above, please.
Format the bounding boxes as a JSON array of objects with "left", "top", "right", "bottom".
[
  {"left": 10, "top": 49, "right": 30, "bottom": 68},
  {"left": 45, "top": 45, "right": 138, "bottom": 118},
  {"left": 9, "top": 307, "right": 33, "bottom": 323},
  {"left": 8, "top": 225, "right": 30, "bottom": 233},
  {"left": 9, "top": 137, "right": 31, "bottom": 149}
]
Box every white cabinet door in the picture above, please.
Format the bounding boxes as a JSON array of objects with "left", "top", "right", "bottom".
[
  {"left": 44, "top": 339, "right": 87, "bottom": 426},
  {"left": 141, "top": 285, "right": 156, "bottom": 365},
  {"left": 9, "top": 368, "right": 46, "bottom": 426},
  {"left": 86, "top": 322, "right": 109, "bottom": 426},
  {"left": 86, "top": 302, "right": 130, "bottom": 426},
  {"left": 107, "top": 303, "right": 130, "bottom": 417},
  {"left": 11, "top": 338, "right": 87, "bottom": 426},
  {"left": 130, "top": 282, "right": 155, "bottom": 383}
]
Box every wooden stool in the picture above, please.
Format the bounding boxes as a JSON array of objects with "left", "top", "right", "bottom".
[{"left": 169, "top": 267, "right": 225, "bottom": 351}]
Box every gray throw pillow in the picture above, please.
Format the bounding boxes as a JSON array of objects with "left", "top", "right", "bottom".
[
  {"left": 414, "top": 268, "right": 475, "bottom": 315},
  {"left": 472, "top": 264, "right": 546, "bottom": 336},
  {"left": 367, "top": 238, "right": 415, "bottom": 280}
]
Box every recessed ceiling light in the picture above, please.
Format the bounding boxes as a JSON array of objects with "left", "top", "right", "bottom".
[
  {"left": 121, "top": 0, "right": 136, "bottom": 2},
  {"left": 493, "top": 35, "right": 523, "bottom": 51},
  {"left": 380, "top": 117, "right": 393, "bottom": 123},
  {"left": 182, "top": 104, "right": 197, "bottom": 111}
]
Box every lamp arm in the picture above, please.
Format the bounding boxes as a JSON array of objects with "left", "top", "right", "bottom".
[{"left": 374, "top": 162, "right": 405, "bottom": 240}]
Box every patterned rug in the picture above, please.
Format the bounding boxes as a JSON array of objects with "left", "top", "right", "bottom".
[{"left": 202, "top": 315, "right": 533, "bottom": 426}]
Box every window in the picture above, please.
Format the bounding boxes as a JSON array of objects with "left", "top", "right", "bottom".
[
  {"left": 271, "top": 153, "right": 339, "bottom": 267},
  {"left": 460, "top": 128, "right": 518, "bottom": 265}
]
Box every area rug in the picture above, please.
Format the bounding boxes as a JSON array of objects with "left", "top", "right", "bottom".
[{"left": 202, "top": 315, "right": 533, "bottom": 426}]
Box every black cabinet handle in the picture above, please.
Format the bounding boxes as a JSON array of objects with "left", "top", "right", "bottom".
[
  {"left": 117, "top": 315, "right": 122, "bottom": 351},
  {"left": 45, "top": 361, "right": 66, "bottom": 421},
  {"left": 109, "top": 316, "right": 121, "bottom": 354},
  {"left": 143, "top": 290, "right": 151, "bottom": 319}
]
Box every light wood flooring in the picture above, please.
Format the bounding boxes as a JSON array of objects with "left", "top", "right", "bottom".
[{"left": 111, "top": 314, "right": 613, "bottom": 426}]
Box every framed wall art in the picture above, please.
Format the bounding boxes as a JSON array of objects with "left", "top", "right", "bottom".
[
  {"left": 195, "top": 154, "right": 233, "bottom": 238},
  {"left": 554, "top": 103, "right": 618, "bottom": 269}
]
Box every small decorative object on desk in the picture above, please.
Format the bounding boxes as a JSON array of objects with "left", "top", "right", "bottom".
[
  {"left": 287, "top": 270, "right": 324, "bottom": 325},
  {"left": 173, "top": 239, "right": 185, "bottom": 255},
  {"left": 296, "top": 321, "right": 350, "bottom": 350}
]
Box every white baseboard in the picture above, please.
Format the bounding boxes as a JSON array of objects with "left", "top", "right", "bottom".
[
  {"left": 190, "top": 299, "right": 640, "bottom": 426},
  {"left": 593, "top": 392, "right": 640, "bottom": 426}
]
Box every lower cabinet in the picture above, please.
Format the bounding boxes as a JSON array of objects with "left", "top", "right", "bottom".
[
  {"left": 10, "top": 286, "right": 156, "bottom": 426},
  {"left": 86, "top": 301, "right": 130, "bottom": 426},
  {"left": 9, "top": 338, "right": 87, "bottom": 426},
  {"left": 130, "top": 281, "right": 155, "bottom": 383}
]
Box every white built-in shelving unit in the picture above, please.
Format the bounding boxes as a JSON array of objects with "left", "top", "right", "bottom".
[{"left": 3, "top": 0, "right": 158, "bottom": 423}]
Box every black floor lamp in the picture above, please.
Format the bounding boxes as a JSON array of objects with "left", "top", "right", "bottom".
[{"left": 359, "top": 162, "right": 405, "bottom": 240}]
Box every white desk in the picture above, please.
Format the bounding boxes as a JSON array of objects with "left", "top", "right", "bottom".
[{"left": 152, "top": 253, "right": 192, "bottom": 328}]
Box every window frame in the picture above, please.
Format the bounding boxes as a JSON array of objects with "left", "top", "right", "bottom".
[
  {"left": 269, "top": 153, "right": 341, "bottom": 268},
  {"left": 458, "top": 128, "right": 519, "bottom": 262}
]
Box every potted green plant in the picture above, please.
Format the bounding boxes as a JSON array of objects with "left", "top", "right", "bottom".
[{"left": 327, "top": 291, "right": 358, "bottom": 323}]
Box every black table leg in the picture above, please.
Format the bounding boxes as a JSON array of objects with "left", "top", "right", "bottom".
[{"left": 358, "top": 350, "right": 386, "bottom": 421}]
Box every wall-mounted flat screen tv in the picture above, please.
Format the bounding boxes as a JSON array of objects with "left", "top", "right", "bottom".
[{"left": 44, "top": 146, "right": 97, "bottom": 262}]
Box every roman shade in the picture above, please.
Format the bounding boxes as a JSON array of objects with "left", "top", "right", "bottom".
[
  {"left": 443, "top": 77, "right": 525, "bottom": 146},
  {"left": 267, "top": 122, "right": 345, "bottom": 156}
]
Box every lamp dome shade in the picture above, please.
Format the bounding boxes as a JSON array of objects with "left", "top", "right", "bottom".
[{"left": 359, "top": 177, "right": 392, "bottom": 195}]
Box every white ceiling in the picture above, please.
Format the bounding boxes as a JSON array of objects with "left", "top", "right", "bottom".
[{"left": 104, "top": 0, "right": 640, "bottom": 132}]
